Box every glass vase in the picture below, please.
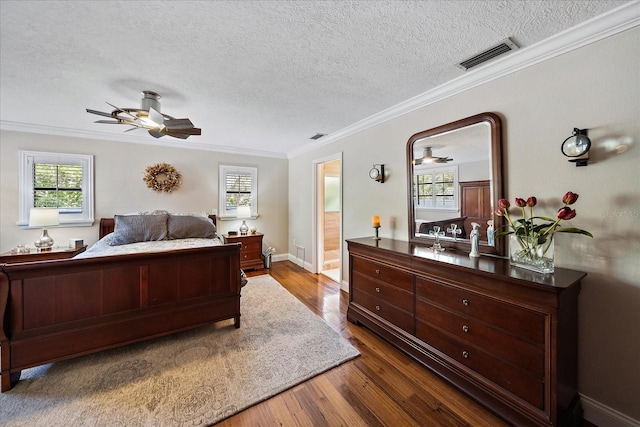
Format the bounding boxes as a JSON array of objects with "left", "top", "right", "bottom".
[{"left": 509, "top": 234, "right": 554, "bottom": 274}]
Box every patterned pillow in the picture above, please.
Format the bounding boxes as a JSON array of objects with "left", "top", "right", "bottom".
[
  {"left": 167, "top": 215, "right": 217, "bottom": 239},
  {"left": 110, "top": 214, "right": 169, "bottom": 246}
]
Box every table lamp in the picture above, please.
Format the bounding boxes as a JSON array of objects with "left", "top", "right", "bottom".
[
  {"left": 29, "top": 207, "right": 60, "bottom": 249},
  {"left": 236, "top": 206, "right": 252, "bottom": 235}
]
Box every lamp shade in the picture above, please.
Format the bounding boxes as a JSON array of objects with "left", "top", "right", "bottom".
[
  {"left": 236, "top": 206, "right": 252, "bottom": 219},
  {"left": 29, "top": 208, "right": 60, "bottom": 227}
]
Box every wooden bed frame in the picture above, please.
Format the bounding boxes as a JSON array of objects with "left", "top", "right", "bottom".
[{"left": 0, "top": 215, "right": 242, "bottom": 392}]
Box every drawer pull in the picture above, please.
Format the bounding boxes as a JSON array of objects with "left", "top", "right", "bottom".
[
  {"left": 462, "top": 351, "right": 469, "bottom": 359},
  {"left": 375, "top": 305, "right": 381, "bottom": 311},
  {"left": 375, "top": 287, "right": 381, "bottom": 293},
  {"left": 375, "top": 269, "right": 381, "bottom": 274},
  {"left": 462, "top": 299, "right": 470, "bottom": 306},
  {"left": 462, "top": 325, "right": 469, "bottom": 333}
]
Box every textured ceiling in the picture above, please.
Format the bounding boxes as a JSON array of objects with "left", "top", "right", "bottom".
[{"left": 0, "top": 0, "right": 631, "bottom": 157}]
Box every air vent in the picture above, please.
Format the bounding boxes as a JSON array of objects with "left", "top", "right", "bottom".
[
  {"left": 456, "top": 38, "right": 519, "bottom": 71},
  {"left": 310, "top": 133, "right": 326, "bottom": 140}
]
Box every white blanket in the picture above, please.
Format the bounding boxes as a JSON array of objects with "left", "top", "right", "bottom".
[{"left": 74, "top": 233, "right": 223, "bottom": 259}]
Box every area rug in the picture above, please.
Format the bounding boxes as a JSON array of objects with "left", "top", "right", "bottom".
[{"left": 0, "top": 275, "right": 360, "bottom": 426}]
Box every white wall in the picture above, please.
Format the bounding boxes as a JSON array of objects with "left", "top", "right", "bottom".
[
  {"left": 0, "top": 132, "right": 289, "bottom": 257},
  {"left": 289, "top": 27, "right": 640, "bottom": 423}
]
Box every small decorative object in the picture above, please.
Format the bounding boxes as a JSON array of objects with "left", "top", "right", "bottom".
[
  {"left": 29, "top": 207, "right": 60, "bottom": 249},
  {"left": 372, "top": 215, "right": 381, "bottom": 240},
  {"left": 69, "top": 238, "right": 84, "bottom": 249},
  {"left": 428, "top": 225, "right": 445, "bottom": 252},
  {"left": 143, "top": 162, "right": 182, "bottom": 193},
  {"left": 447, "top": 223, "right": 461, "bottom": 240},
  {"left": 496, "top": 192, "right": 592, "bottom": 273},
  {"left": 250, "top": 226, "right": 257, "bottom": 234},
  {"left": 469, "top": 222, "right": 481, "bottom": 258},
  {"left": 369, "top": 164, "right": 385, "bottom": 183},
  {"left": 11, "top": 244, "right": 30, "bottom": 254},
  {"left": 486, "top": 220, "right": 495, "bottom": 246}
]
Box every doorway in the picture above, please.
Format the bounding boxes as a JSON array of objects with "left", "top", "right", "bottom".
[{"left": 315, "top": 155, "right": 342, "bottom": 284}]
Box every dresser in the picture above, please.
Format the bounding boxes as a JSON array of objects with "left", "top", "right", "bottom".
[
  {"left": 347, "top": 237, "right": 584, "bottom": 426},
  {"left": 223, "top": 233, "right": 264, "bottom": 270}
]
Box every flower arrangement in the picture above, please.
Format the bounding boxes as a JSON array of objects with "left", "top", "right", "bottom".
[{"left": 495, "top": 191, "right": 592, "bottom": 272}]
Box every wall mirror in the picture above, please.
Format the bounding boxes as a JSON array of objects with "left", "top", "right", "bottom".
[{"left": 406, "top": 112, "right": 505, "bottom": 256}]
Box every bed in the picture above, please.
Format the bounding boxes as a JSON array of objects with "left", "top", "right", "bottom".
[{"left": 0, "top": 213, "right": 243, "bottom": 392}]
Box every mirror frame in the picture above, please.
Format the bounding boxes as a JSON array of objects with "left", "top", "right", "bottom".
[{"left": 406, "top": 112, "right": 505, "bottom": 256}]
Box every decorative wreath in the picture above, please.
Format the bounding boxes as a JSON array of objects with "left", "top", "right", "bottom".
[{"left": 143, "top": 162, "right": 182, "bottom": 193}]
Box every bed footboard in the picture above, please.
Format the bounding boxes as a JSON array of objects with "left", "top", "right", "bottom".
[{"left": 0, "top": 243, "right": 241, "bottom": 392}]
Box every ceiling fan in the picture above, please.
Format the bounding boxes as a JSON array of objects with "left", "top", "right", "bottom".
[
  {"left": 414, "top": 147, "right": 453, "bottom": 165},
  {"left": 86, "top": 91, "right": 201, "bottom": 139}
]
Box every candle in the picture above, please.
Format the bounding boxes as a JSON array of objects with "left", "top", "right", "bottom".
[{"left": 372, "top": 215, "right": 380, "bottom": 228}]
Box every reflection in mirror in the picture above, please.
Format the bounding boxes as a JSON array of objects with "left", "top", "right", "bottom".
[{"left": 407, "top": 113, "right": 504, "bottom": 256}]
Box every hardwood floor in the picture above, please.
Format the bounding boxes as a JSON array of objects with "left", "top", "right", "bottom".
[{"left": 217, "top": 261, "right": 509, "bottom": 426}]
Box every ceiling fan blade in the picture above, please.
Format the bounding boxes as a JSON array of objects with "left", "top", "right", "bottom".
[
  {"left": 105, "top": 102, "right": 140, "bottom": 121},
  {"left": 86, "top": 108, "right": 114, "bottom": 118},
  {"left": 149, "top": 107, "right": 165, "bottom": 127},
  {"left": 148, "top": 129, "right": 165, "bottom": 138},
  {"left": 165, "top": 127, "right": 201, "bottom": 136},
  {"left": 93, "top": 119, "right": 121, "bottom": 124},
  {"left": 164, "top": 118, "right": 195, "bottom": 129}
]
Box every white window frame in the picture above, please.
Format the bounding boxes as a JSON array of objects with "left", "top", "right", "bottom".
[
  {"left": 414, "top": 165, "right": 459, "bottom": 211},
  {"left": 218, "top": 165, "right": 258, "bottom": 219},
  {"left": 18, "top": 150, "right": 94, "bottom": 227}
]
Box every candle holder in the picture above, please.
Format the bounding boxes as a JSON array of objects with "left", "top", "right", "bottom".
[{"left": 373, "top": 226, "right": 381, "bottom": 240}]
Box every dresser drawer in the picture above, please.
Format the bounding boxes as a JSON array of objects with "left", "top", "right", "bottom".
[
  {"left": 416, "top": 299, "right": 544, "bottom": 376},
  {"left": 416, "top": 277, "right": 545, "bottom": 345},
  {"left": 353, "top": 272, "right": 413, "bottom": 312},
  {"left": 352, "top": 288, "right": 414, "bottom": 333},
  {"left": 416, "top": 321, "right": 544, "bottom": 410},
  {"left": 352, "top": 257, "right": 412, "bottom": 292}
]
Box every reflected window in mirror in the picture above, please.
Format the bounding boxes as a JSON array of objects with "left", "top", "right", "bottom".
[{"left": 414, "top": 165, "right": 458, "bottom": 210}]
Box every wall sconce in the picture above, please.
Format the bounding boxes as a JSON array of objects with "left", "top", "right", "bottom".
[
  {"left": 369, "top": 164, "right": 385, "bottom": 183},
  {"left": 561, "top": 128, "right": 592, "bottom": 167}
]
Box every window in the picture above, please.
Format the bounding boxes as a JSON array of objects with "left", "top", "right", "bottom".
[
  {"left": 218, "top": 165, "right": 258, "bottom": 218},
  {"left": 18, "top": 151, "right": 94, "bottom": 226},
  {"left": 414, "top": 165, "right": 458, "bottom": 210}
]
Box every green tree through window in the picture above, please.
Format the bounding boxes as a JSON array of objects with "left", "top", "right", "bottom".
[{"left": 33, "top": 163, "right": 83, "bottom": 211}]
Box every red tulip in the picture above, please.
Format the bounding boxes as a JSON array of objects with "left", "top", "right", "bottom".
[
  {"left": 557, "top": 207, "right": 577, "bottom": 220},
  {"left": 495, "top": 207, "right": 505, "bottom": 216},
  {"left": 498, "top": 199, "right": 510, "bottom": 209},
  {"left": 515, "top": 198, "right": 526, "bottom": 207},
  {"left": 562, "top": 191, "right": 579, "bottom": 205},
  {"left": 526, "top": 197, "right": 537, "bottom": 207}
]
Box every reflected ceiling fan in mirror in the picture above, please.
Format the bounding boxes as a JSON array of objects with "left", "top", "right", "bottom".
[
  {"left": 413, "top": 147, "right": 453, "bottom": 165},
  {"left": 86, "top": 91, "right": 201, "bottom": 139}
]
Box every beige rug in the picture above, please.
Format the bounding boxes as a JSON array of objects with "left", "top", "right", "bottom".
[{"left": 0, "top": 275, "right": 359, "bottom": 426}]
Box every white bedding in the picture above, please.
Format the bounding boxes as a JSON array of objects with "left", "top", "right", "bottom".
[{"left": 74, "top": 232, "right": 223, "bottom": 259}]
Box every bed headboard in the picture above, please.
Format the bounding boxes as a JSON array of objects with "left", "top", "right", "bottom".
[{"left": 99, "top": 214, "right": 218, "bottom": 239}]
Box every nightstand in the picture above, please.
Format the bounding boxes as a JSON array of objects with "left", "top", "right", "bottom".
[
  {"left": 0, "top": 245, "right": 87, "bottom": 263},
  {"left": 223, "top": 233, "right": 264, "bottom": 270}
]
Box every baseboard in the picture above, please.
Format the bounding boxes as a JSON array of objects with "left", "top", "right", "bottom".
[
  {"left": 581, "top": 394, "right": 640, "bottom": 427},
  {"left": 286, "top": 253, "right": 312, "bottom": 271}
]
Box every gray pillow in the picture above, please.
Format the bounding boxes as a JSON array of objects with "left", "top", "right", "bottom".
[
  {"left": 110, "top": 214, "right": 169, "bottom": 246},
  {"left": 168, "top": 215, "right": 217, "bottom": 239}
]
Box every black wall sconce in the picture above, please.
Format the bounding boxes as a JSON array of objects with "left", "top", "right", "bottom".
[
  {"left": 561, "top": 128, "right": 592, "bottom": 167},
  {"left": 369, "top": 164, "right": 385, "bottom": 183}
]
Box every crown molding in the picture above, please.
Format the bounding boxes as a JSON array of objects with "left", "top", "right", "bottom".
[
  {"left": 0, "top": 120, "right": 288, "bottom": 159},
  {"left": 288, "top": 1, "right": 640, "bottom": 159}
]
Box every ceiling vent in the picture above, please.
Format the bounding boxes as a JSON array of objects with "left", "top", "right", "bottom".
[
  {"left": 310, "top": 133, "right": 326, "bottom": 140},
  {"left": 456, "top": 38, "right": 519, "bottom": 71}
]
